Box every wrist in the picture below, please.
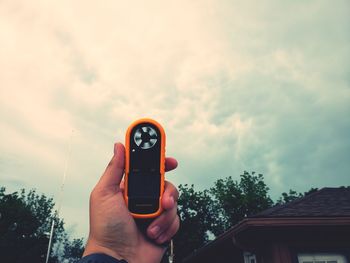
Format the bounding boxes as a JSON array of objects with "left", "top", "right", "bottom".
[
  {"left": 133, "top": 239, "right": 166, "bottom": 263},
  {"left": 83, "top": 236, "right": 166, "bottom": 263},
  {"left": 83, "top": 238, "right": 130, "bottom": 262}
]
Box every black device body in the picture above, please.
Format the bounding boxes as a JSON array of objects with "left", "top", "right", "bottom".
[{"left": 125, "top": 119, "right": 165, "bottom": 218}]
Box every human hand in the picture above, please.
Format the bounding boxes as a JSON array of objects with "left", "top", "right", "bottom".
[{"left": 83, "top": 143, "right": 180, "bottom": 263}]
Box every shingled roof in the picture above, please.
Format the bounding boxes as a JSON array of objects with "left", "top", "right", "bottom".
[{"left": 251, "top": 187, "right": 350, "bottom": 218}]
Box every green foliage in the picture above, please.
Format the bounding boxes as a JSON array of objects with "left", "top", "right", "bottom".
[
  {"left": 304, "top": 187, "right": 318, "bottom": 196},
  {"left": 210, "top": 171, "right": 273, "bottom": 234},
  {"left": 174, "top": 172, "right": 273, "bottom": 262},
  {"left": 174, "top": 184, "right": 216, "bottom": 262},
  {"left": 0, "top": 187, "right": 83, "bottom": 263},
  {"left": 276, "top": 189, "right": 303, "bottom": 205},
  {"left": 276, "top": 187, "right": 319, "bottom": 205},
  {"left": 173, "top": 172, "right": 320, "bottom": 262},
  {"left": 173, "top": 173, "right": 323, "bottom": 262},
  {"left": 63, "top": 238, "right": 85, "bottom": 263}
]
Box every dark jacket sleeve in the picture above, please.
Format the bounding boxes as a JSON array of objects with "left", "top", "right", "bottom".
[{"left": 77, "top": 253, "right": 128, "bottom": 263}]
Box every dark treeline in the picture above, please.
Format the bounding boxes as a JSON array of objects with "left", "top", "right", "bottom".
[
  {"left": 0, "top": 187, "right": 83, "bottom": 263},
  {"left": 0, "top": 172, "right": 316, "bottom": 263}
]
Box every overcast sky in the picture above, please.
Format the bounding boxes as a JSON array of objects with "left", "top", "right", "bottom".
[{"left": 1, "top": 0, "right": 349, "bottom": 239}]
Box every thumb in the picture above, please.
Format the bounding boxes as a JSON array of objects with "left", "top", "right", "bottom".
[{"left": 96, "top": 143, "right": 125, "bottom": 190}]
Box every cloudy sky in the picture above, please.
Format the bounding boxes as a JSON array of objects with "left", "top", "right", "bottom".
[{"left": 1, "top": 0, "right": 349, "bottom": 239}]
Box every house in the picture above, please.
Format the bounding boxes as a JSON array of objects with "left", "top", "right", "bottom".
[{"left": 183, "top": 187, "right": 350, "bottom": 263}]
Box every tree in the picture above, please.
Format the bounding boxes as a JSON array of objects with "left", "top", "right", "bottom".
[
  {"left": 0, "top": 187, "right": 83, "bottom": 263},
  {"left": 173, "top": 172, "right": 274, "bottom": 262},
  {"left": 304, "top": 187, "right": 319, "bottom": 196},
  {"left": 210, "top": 171, "right": 273, "bottom": 234},
  {"left": 276, "top": 189, "right": 303, "bottom": 205},
  {"left": 63, "top": 238, "right": 85, "bottom": 263},
  {"left": 277, "top": 187, "right": 319, "bottom": 205},
  {"left": 173, "top": 184, "right": 216, "bottom": 262}
]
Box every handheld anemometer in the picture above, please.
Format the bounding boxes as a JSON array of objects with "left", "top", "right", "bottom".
[{"left": 124, "top": 118, "right": 166, "bottom": 218}]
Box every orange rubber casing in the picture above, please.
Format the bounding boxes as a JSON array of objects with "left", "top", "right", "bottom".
[{"left": 124, "top": 118, "right": 166, "bottom": 218}]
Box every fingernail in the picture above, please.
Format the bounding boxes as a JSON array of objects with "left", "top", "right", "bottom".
[{"left": 150, "top": 225, "right": 160, "bottom": 237}]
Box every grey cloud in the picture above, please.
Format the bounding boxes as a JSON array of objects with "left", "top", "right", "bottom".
[{"left": 1, "top": 0, "right": 349, "bottom": 239}]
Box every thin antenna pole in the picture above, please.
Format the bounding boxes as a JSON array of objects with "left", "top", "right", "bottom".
[
  {"left": 46, "top": 220, "right": 55, "bottom": 263},
  {"left": 169, "top": 239, "right": 174, "bottom": 263},
  {"left": 45, "top": 130, "right": 74, "bottom": 263}
]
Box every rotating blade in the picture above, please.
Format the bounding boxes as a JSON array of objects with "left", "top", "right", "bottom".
[{"left": 133, "top": 125, "right": 158, "bottom": 149}]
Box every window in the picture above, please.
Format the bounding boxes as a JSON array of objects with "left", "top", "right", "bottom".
[
  {"left": 298, "top": 253, "right": 347, "bottom": 263},
  {"left": 244, "top": 252, "right": 257, "bottom": 263}
]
